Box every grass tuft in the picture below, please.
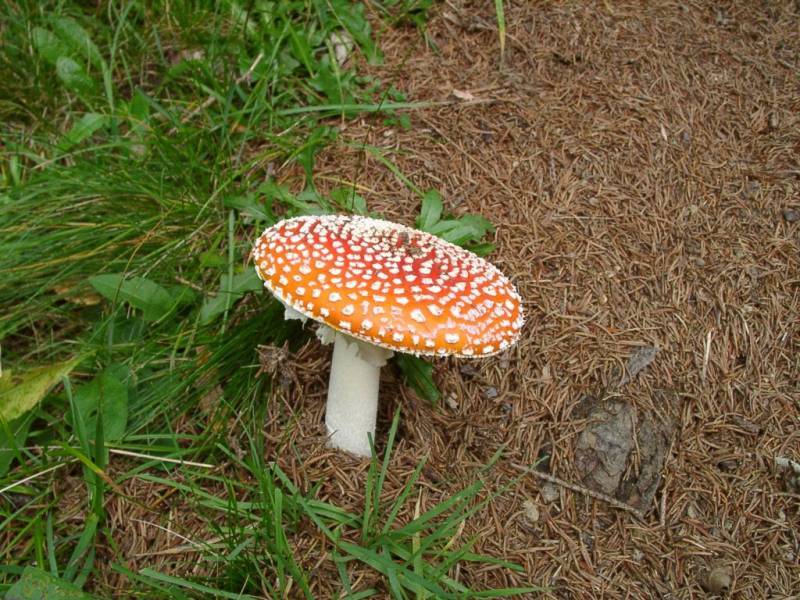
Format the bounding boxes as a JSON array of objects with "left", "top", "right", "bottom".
[{"left": 0, "top": 1, "right": 528, "bottom": 597}]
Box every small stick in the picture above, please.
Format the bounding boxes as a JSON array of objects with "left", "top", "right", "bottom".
[
  {"left": 17, "top": 445, "right": 214, "bottom": 469},
  {"left": 133, "top": 545, "right": 204, "bottom": 558},
  {"left": 130, "top": 518, "right": 207, "bottom": 550},
  {"left": 702, "top": 329, "right": 713, "bottom": 383},
  {"left": 510, "top": 462, "right": 647, "bottom": 520},
  {"left": 0, "top": 462, "right": 70, "bottom": 495},
  {"left": 108, "top": 448, "right": 214, "bottom": 469},
  {"left": 169, "top": 51, "right": 265, "bottom": 134}
]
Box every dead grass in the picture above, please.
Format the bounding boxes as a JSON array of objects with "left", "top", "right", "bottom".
[{"left": 64, "top": 1, "right": 799, "bottom": 597}]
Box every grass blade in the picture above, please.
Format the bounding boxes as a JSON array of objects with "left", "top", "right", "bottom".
[{"left": 494, "top": 0, "right": 506, "bottom": 63}]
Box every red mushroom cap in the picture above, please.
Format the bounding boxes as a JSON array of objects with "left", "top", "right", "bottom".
[{"left": 253, "top": 215, "right": 524, "bottom": 357}]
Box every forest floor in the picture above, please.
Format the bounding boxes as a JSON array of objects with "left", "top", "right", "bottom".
[{"left": 2, "top": 1, "right": 798, "bottom": 598}]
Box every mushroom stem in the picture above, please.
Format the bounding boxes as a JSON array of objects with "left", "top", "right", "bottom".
[{"left": 325, "top": 332, "right": 392, "bottom": 457}]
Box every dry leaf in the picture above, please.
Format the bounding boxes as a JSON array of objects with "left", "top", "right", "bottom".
[{"left": 450, "top": 89, "right": 476, "bottom": 101}]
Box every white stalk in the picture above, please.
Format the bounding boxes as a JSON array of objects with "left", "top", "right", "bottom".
[{"left": 324, "top": 331, "right": 392, "bottom": 456}]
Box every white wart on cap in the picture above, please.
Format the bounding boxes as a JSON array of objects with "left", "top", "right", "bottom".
[{"left": 253, "top": 215, "right": 524, "bottom": 357}]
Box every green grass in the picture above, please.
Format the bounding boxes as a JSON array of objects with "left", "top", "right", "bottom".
[{"left": 0, "top": 1, "right": 539, "bottom": 597}]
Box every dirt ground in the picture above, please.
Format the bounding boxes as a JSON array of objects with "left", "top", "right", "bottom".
[{"left": 95, "top": 1, "right": 800, "bottom": 597}]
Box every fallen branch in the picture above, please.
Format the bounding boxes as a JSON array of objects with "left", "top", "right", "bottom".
[{"left": 510, "top": 462, "right": 647, "bottom": 520}]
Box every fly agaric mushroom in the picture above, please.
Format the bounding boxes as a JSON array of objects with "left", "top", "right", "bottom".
[{"left": 253, "top": 215, "right": 523, "bottom": 456}]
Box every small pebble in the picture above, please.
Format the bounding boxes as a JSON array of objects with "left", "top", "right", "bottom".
[
  {"left": 702, "top": 566, "right": 732, "bottom": 594},
  {"left": 459, "top": 363, "right": 478, "bottom": 378},
  {"left": 742, "top": 180, "right": 760, "bottom": 199},
  {"left": 445, "top": 394, "right": 459, "bottom": 410},
  {"left": 522, "top": 499, "right": 539, "bottom": 524},
  {"left": 782, "top": 208, "right": 799, "bottom": 223},
  {"left": 539, "top": 481, "right": 560, "bottom": 504},
  {"left": 769, "top": 112, "right": 779, "bottom": 130},
  {"left": 484, "top": 386, "right": 498, "bottom": 399}
]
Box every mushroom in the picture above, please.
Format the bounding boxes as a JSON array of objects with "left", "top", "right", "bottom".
[{"left": 253, "top": 215, "right": 524, "bottom": 456}]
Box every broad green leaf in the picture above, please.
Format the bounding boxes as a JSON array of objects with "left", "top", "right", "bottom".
[
  {"left": 200, "top": 270, "right": 264, "bottom": 324},
  {"left": 5, "top": 566, "right": 94, "bottom": 600},
  {"left": 433, "top": 223, "right": 483, "bottom": 246},
  {"left": 394, "top": 354, "right": 440, "bottom": 404},
  {"left": 199, "top": 251, "right": 225, "bottom": 268},
  {"left": 259, "top": 181, "right": 329, "bottom": 216},
  {"left": 0, "top": 357, "right": 81, "bottom": 423},
  {"left": 51, "top": 17, "right": 104, "bottom": 70},
  {"left": 58, "top": 113, "right": 108, "bottom": 152},
  {"left": 309, "top": 61, "right": 344, "bottom": 104},
  {"left": 163, "top": 284, "right": 197, "bottom": 308},
  {"left": 127, "top": 89, "right": 150, "bottom": 135},
  {"left": 89, "top": 274, "right": 174, "bottom": 321},
  {"left": 227, "top": 0, "right": 258, "bottom": 38},
  {"left": 296, "top": 188, "right": 333, "bottom": 213},
  {"left": 329, "top": 187, "right": 367, "bottom": 215},
  {"left": 287, "top": 21, "right": 315, "bottom": 74},
  {"left": 428, "top": 214, "right": 494, "bottom": 246},
  {"left": 55, "top": 56, "right": 95, "bottom": 95},
  {"left": 32, "top": 27, "right": 70, "bottom": 65},
  {"left": 0, "top": 412, "right": 35, "bottom": 477},
  {"left": 397, "top": 113, "right": 412, "bottom": 131},
  {"left": 71, "top": 369, "right": 128, "bottom": 441},
  {"left": 224, "top": 194, "right": 274, "bottom": 223},
  {"left": 417, "top": 190, "right": 443, "bottom": 231},
  {"left": 333, "top": 2, "right": 382, "bottom": 65},
  {"left": 274, "top": 49, "right": 301, "bottom": 79},
  {"left": 464, "top": 241, "right": 496, "bottom": 257},
  {"left": 451, "top": 213, "right": 494, "bottom": 238},
  {"left": 415, "top": 189, "right": 495, "bottom": 249}
]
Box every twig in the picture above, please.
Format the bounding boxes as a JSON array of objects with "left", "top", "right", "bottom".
[
  {"left": 17, "top": 445, "right": 214, "bottom": 469},
  {"left": 130, "top": 518, "right": 207, "bottom": 551},
  {"left": 702, "top": 329, "right": 713, "bottom": 383},
  {"left": 133, "top": 544, "right": 209, "bottom": 558},
  {"left": 108, "top": 448, "right": 214, "bottom": 469},
  {"left": 510, "top": 462, "right": 647, "bottom": 520},
  {"left": 0, "top": 462, "right": 70, "bottom": 495},
  {"left": 169, "top": 51, "right": 265, "bottom": 135}
]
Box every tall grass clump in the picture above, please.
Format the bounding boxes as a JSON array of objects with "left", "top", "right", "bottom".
[{"left": 0, "top": 1, "right": 537, "bottom": 597}]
